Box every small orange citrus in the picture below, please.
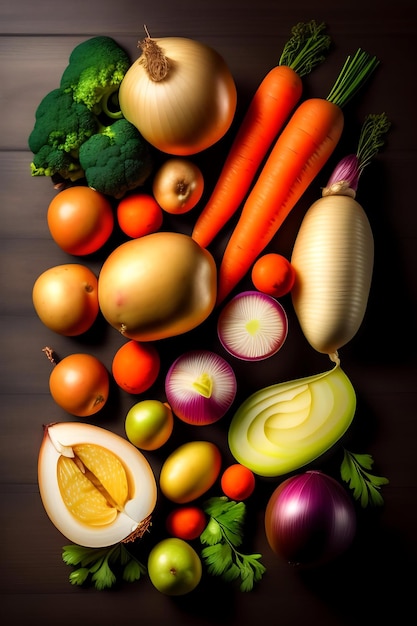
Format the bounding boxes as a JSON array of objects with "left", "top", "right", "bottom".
[
  {"left": 117, "top": 193, "right": 163, "bottom": 238},
  {"left": 112, "top": 340, "right": 160, "bottom": 394},
  {"left": 221, "top": 463, "right": 256, "bottom": 501},
  {"left": 251, "top": 253, "right": 295, "bottom": 298}
]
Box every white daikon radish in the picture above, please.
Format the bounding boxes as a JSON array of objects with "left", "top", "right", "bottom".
[{"left": 291, "top": 113, "right": 390, "bottom": 357}]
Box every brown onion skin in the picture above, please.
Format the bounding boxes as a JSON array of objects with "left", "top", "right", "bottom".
[{"left": 265, "top": 471, "right": 356, "bottom": 567}]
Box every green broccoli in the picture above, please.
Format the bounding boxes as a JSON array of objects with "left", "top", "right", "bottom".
[
  {"left": 28, "top": 37, "right": 154, "bottom": 196},
  {"left": 60, "top": 36, "right": 130, "bottom": 118},
  {"left": 28, "top": 88, "right": 98, "bottom": 181},
  {"left": 78, "top": 119, "right": 153, "bottom": 199},
  {"left": 30, "top": 145, "right": 83, "bottom": 181}
]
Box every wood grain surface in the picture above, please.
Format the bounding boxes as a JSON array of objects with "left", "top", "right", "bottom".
[{"left": 1, "top": 1, "right": 416, "bottom": 624}]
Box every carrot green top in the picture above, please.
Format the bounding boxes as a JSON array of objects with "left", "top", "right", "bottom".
[
  {"left": 278, "top": 20, "right": 331, "bottom": 77},
  {"left": 326, "top": 48, "right": 380, "bottom": 109}
]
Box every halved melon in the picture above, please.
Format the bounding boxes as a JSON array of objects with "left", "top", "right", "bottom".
[{"left": 38, "top": 422, "right": 157, "bottom": 547}]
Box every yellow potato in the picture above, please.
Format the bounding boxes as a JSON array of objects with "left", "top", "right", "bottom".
[{"left": 159, "top": 441, "right": 222, "bottom": 503}]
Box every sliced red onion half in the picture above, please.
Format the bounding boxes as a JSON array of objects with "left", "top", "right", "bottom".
[
  {"left": 165, "top": 350, "right": 237, "bottom": 426},
  {"left": 217, "top": 291, "right": 288, "bottom": 361}
]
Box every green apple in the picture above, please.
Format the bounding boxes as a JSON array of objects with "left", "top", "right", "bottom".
[
  {"left": 125, "top": 400, "right": 174, "bottom": 451},
  {"left": 147, "top": 538, "right": 202, "bottom": 596}
]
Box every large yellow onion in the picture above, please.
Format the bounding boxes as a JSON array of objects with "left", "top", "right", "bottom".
[
  {"left": 38, "top": 422, "right": 157, "bottom": 548},
  {"left": 119, "top": 35, "right": 237, "bottom": 155}
]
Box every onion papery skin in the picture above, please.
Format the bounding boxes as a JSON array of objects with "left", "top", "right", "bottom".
[
  {"left": 165, "top": 350, "right": 237, "bottom": 425},
  {"left": 38, "top": 422, "right": 157, "bottom": 548},
  {"left": 265, "top": 471, "right": 356, "bottom": 567},
  {"left": 217, "top": 291, "right": 288, "bottom": 361},
  {"left": 291, "top": 194, "right": 374, "bottom": 355},
  {"left": 119, "top": 37, "right": 237, "bottom": 155}
]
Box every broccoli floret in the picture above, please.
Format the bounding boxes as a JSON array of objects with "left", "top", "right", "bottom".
[
  {"left": 28, "top": 37, "right": 149, "bottom": 195},
  {"left": 30, "top": 145, "right": 84, "bottom": 181},
  {"left": 28, "top": 88, "right": 98, "bottom": 181},
  {"left": 79, "top": 119, "right": 153, "bottom": 198},
  {"left": 60, "top": 36, "right": 130, "bottom": 118}
]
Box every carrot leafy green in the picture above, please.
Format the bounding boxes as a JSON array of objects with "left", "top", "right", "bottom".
[
  {"left": 200, "top": 496, "right": 266, "bottom": 592},
  {"left": 341, "top": 449, "right": 389, "bottom": 507}
]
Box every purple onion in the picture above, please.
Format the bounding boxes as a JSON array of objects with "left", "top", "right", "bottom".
[
  {"left": 325, "top": 154, "right": 360, "bottom": 192},
  {"left": 265, "top": 471, "right": 356, "bottom": 567},
  {"left": 165, "top": 350, "right": 237, "bottom": 426}
]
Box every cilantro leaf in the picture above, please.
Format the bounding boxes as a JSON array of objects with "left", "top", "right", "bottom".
[
  {"left": 122, "top": 555, "right": 147, "bottom": 583},
  {"left": 62, "top": 542, "right": 147, "bottom": 590},
  {"left": 201, "top": 543, "right": 234, "bottom": 576},
  {"left": 200, "top": 517, "right": 223, "bottom": 546},
  {"left": 341, "top": 449, "right": 389, "bottom": 507},
  {"left": 200, "top": 496, "right": 266, "bottom": 592}
]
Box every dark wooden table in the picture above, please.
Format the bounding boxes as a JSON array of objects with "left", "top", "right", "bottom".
[{"left": 1, "top": 1, "right": 416, "bottom": 624}]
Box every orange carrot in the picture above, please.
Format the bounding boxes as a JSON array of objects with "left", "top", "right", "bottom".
[
  {"left": 191, "top": 21, "right": 331, "bottom": 248},
  {"left": 216, "top": 49, "right": 379, "bottom": 305}
]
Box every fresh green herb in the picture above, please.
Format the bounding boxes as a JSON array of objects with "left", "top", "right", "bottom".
[
  {"left": 341, "top": 449, "right": 389, "bottom": 507},
  {"left": 62, "top": 542, "right": 146, "bottom": 590},
  {"left": 200, "top": 496, "right": 266, "bottom": 592}
]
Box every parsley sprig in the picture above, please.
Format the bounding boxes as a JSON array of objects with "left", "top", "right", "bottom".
[
  {"left": 341, "top": 449, "right": 389, "bottom": 507},
  {"left": 200, "top": 496, "right": 266, "bottom": 592},
  {"left": 62, "top": 542, "right": 146, "bottom": 590}
]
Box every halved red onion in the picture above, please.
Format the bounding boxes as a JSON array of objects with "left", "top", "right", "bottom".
[
  {"left": 265, "top": 471, "right": 356, "bottom": 567},
  {"left": 165, "top": 350, "right": 237, "bottom": 425},
  {"left": 217, "top": 291, "right": 288, "bottom": 361}
]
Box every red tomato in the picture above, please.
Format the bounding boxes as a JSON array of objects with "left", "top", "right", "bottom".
[
  {"left": 48, "top": 353, "right": 109, "bottom": 417},
  {"left": 47, "top": 186, "right": 114, "bottom": 255},
  {"left": 117, "top": 193, "right": 163, "bottom": 238},
  {"left": 251, "top": 253, "right": 296, "bottom": 298},
  {"left": 221, "top": 464, "right": 256, "bottom": 501},
  {"left": 166, "top": 506, "right": 207, "bottom": 540}
]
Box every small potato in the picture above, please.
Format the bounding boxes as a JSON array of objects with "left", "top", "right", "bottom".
[{"left": 159, "top": 441, "right": 222, "bottom": 503}]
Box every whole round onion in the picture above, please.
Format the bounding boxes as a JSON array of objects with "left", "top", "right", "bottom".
[
  {"left": 119, "top": 35, "right": 237, "bottom": 155},
  {"left": 265, "top": 470, "right": 356, "bottom": 567}
]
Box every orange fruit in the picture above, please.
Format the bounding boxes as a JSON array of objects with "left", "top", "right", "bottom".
[
  {"left": 251, "top": 253, "right": 295, "bottom": 298},
  {"left": 47, "top": 186, "right": 114, "bottom": 255},
  {"left": 48, "top": 352, "right": 109, "bottom": 417},
  {"left": 117, "top": 193, "right": 163, "bottom": 238},
  {"left": 166, "top": 506, "right": 207, "bottom": 540},
  {"left": 221, "top": 464, "right": 256, "bottom": 501},
  {"left": 112, "top": 340, "right": 160, "bottom": 394}
]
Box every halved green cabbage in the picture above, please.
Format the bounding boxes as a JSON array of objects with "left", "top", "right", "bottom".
[{"left": 228, "top": 363, "right": 356, "bottom": 477}]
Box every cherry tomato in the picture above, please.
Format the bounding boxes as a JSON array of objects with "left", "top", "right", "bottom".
[
  {"left": 47, "top": 186, "right": 114, "bottom": 255},
  {"left": 112, "top": 340, "right": 160, "bottom": 394},
  {"left": 117, "top": 193, "right": 163, "bottom": 238},
  {"left": 166, "top": 506, "right": 207, "bottom": 540},
  {"left": 221, "top": 464, "right": 256, "bottom": 501},
  {"left": 251, "top": 253, "right": 296, "bottom": 298}
]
